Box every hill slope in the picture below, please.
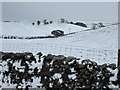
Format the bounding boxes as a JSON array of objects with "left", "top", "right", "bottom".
[
  {"left": 2, "top": 21, "right": 88, "bottom": 37},
  {"left": 1, "top": 21, "right": 118, "bottom": 64}
]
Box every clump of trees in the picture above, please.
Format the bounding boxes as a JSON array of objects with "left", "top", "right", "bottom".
[
  {"left": 32, "top": 19, "right": 53, "bottom": 26},
  {"left": 60, "top": 18, "right": 69, "bottom": 24},
  {"left": 60, "top": 18, "right": 65, "bottom": 23},
  {"left": 59, "top": 18, "right": 88, "bottom": 28},
  {"left": 43, "top": 19, "right": 54, "bottom": 25},
  {"left": 32, "top": 20, "right": 41, "bottom": 25}
]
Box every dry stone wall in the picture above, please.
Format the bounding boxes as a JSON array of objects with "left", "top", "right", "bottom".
[{"left": 0, "top": 52, "right": 119, "bottom": 89}]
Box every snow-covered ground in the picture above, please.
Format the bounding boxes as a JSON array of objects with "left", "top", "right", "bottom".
[
  {"left": 1, "top": 21, "right": 118, "bottom": 64},
  {"left": 2, "top": 21, "right": 88, "bottom": 37},
  {"left": 0, "top": 20, "right": 118, "bottom": 88}
]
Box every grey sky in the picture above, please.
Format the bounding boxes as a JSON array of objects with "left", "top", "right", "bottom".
[{"left": 2, "top": 2, "right": 118, "bottom": 22}]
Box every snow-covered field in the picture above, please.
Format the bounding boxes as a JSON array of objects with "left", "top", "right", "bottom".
[
  {"left": 0, "top": 20, "right": 118, "bottom": 88},
  {"left": 2, "top": 21, "right": 88, "bottom": 37},
  {"left": 1, "top": 21, "right": 118, "bottom": 64}
]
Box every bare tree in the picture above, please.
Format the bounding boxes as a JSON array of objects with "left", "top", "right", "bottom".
[
  {"left": 37, "top": 21, "right": 40, "bottom": 25},
  {"left": 50, "top": 21, "right": 53, "bottom": 24},
  {"left": 43, "top": 19, "right": 47, "bottom": 25},
  {"left": 32, "top": 22, "right": 35, "bottom": 25},
  {"left": 60, "top": 18, "right": 65, "bottom": 23}
]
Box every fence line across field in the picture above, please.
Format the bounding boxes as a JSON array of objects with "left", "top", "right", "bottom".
[
  {"left": 1, "top": 42, "right": 117, "bottom": 51},
  {"left": 1, "top": 43, "right": 118, "bottom": 63}
]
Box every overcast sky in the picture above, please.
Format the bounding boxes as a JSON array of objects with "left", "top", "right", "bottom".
[{"left": 2, "top": 2, "right": 118, "bottom": 22}]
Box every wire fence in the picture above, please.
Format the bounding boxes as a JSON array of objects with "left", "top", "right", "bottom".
[{"left": 1, "top": 42, "right": 118, "bottom": 64}]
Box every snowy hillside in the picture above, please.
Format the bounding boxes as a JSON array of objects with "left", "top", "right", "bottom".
[
  {"left": 1, "top": 20, "right": 118, "bottom": 89},
  {"left": 2, "top": 21, "right": 118, "bottom": 50},
  {"left": 2, "top": 21, "right": 88, "bottom": 37},
  {"left": 39, "top": 24, "right": 118, "bottom": 50},
  {"left": 1, "top": 20, "right": 118, "bottom": 64}
]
